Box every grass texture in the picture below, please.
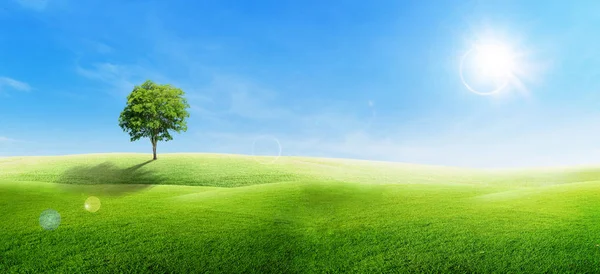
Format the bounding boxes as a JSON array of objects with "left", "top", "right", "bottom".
[{"left": 1, "top": 153, "right": 600, "bottom": 273}]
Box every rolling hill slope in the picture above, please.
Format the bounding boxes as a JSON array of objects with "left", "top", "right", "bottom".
[{"left": 1, "top": 153, "right": 600, "bottom": 273}]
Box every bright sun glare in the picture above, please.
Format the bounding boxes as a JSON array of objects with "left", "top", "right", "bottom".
[
  {"left": 474, "top": 43, "right": 515, "bottom": 78},
  {"left": 459, "top": 40, "right": 523, "bottom": 96}
]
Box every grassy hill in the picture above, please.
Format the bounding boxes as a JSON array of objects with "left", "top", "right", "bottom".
[{"left": 1, "top": 153, "right": 600, "bottom": 273}]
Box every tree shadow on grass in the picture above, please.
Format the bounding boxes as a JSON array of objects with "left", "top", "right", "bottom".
[{"left": 55, "top": 160, "right": 163, "bottom": 196}]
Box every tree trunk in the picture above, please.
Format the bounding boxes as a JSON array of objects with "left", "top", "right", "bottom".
[{"left": 151, "top": 137, "right": 157, "bottom": 160}]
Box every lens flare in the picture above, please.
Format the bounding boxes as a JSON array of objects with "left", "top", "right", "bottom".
[
  {"left": 39, "top": 209, "right": 61, "bottom": 231},
  {"left": 460, "top": 42, "right": 517, "bottom": 96},
  {"left": 84, "top": 196, "right": 101, "bottom": 213},
  {"left": 251, "top": 135, "right": 282, "bottom": 164}
]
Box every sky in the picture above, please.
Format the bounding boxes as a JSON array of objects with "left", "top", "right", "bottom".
[{"left": 2, "top": 0, "right": 600, "bottom": 168}]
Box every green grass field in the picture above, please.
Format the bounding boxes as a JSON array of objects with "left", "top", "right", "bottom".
[{"left": 1, "top": 153, "right": 600, "bottom": 273}]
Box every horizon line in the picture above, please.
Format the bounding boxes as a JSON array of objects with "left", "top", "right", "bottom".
[{"left": 1, "top": 152, "right": 598, "bottom": 171}]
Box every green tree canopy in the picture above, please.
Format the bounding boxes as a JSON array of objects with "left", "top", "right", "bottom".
[{"left": 118, "top": 80, "right": 190, "bottom": 160}]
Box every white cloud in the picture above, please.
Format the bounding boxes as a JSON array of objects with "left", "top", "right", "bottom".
[
  {"left": 82, "top": 40, "right": 113, "bottom": 54},
  {"left": 75, "top": 62, "right": 161, "bottom": 97},
  {"left": 0, "top": 77, "right": 31, "bottom": 92},
  {"left": 65, "top": 13, "right": 600, "bottom": 169},
  {"left": 188, "top": 110, "right": 600, "bottom": 169},
  {"left": 14, "top": 0, "right": 49, "bottom": 11},
  {"left": 71, "top": 44, "right": 597, "bottom": 169},
  {"left": 93, "top": 42, "right": 113, "bottom": 54},
  {"left": 76, "top": 61, "right": 302, "bottom": 126},
  {"left": 76, "top": 63, "right": 132, "bottom": 94},
  {"left": 185, "top": 74, "right": 376, "bottom": 134},
  {"left": 331, "top": 117, "right": 600, "bottom": 168},
  {"left": 201, "top": 75, "right": 294, "bottom": 120}
]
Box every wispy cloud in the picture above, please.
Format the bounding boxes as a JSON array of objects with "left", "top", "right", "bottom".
[
  {"left": 190, "top": 75, "right": 296, "bottom": 120},
  {"left": 14, "top": 0, "right": 49, "bottom": 11},
  {"left": 75, "top": 62, "right": 164, "bottom": 97},
  {"left": 0, "top": 136, "right": 22, "bottom": 143},
  {"left": 188, "top": 109, "right": 600, "bottom": 169},
  {"left": 83, "top": 40, "right": 113, "bottom": 54},
  {"left": 75, "top": 59, "right": 300, "bottom": 123},
  {"left": 73, "top": 13, "right": 575, "bottom": 169},
  {"left": 0, "top": 76, "right": 31, "bottom": 92},
  {"left": 184, "top": 73, "right": 377, "bottom": 134},
  {"left": 72, "top": 13, "right": 303, "bottom": 124}
]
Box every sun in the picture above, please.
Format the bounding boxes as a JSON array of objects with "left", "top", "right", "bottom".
[
  {"left": 474, "top": 43, "right": 515, "bottom": 78},
  {"left": 459, "top": 40, "right": 522, "bottom": 96}
]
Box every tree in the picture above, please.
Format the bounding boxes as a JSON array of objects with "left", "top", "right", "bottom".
[{"left": 118, "top": 80, "right": 190, "bottom": 160}]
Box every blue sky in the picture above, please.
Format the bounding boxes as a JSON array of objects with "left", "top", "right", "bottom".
[{"left": 2, "top": 0, "right": 600, "bottom": 168}]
